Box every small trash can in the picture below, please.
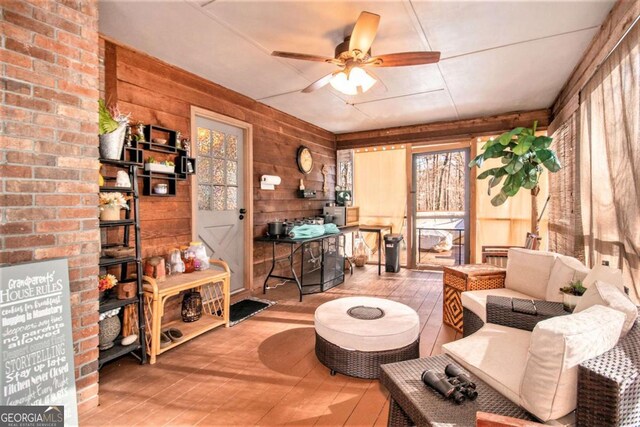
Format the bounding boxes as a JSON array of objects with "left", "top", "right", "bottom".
[{"left": 384, "top": 234, "right": 404, "bottom": 273}]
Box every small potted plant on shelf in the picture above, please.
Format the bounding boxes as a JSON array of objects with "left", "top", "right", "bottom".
[
  {"left": 559, "top": 280, "right": 587, "bottom": 312},
  {"left": 98, "top": 273, "right": 118, "bottom": 301},
  {"left": 99, "top": 192, "right": 130, "bottom": 221},
  {"left": 98, "top": 99, "right": 130, "bottom": 160},
  {"left": 144, "top": 156, "right": 175, "bottom": 174}
]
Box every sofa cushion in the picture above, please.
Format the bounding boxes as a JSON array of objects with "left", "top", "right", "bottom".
[
  {"left": 505, "top": 248, "right": 557, "bottom": 300},
  {"left": 461, "top": 288, "right": 533, "bottom": 323},
  {"left": 582, "top": 265, "right": 625, "bottom": 291},
  {"left": 574, "top": 280, "right": 638, "bottom": 336},
  {"left": 442, "top": 323, "right": 531, "bottom": 405},
  {"left": 520, "top": 305, "right": 625, "bottom": 421},
  {"left": 546, "top": 255, "right": 590, "bottom": 303}
]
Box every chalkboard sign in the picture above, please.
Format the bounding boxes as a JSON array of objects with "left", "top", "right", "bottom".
[{"left": 0, "top": 259, "right": 78, "bottom": 425}]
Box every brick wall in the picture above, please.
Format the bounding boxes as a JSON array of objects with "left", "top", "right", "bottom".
[{"left": 0, "top": 0, "right": 101, "bottom": 412}]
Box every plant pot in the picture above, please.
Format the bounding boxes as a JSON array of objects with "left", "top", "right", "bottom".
[
  {"left": 562, "top": 293, "right": 581, "bottom": 312},
  {"left": 98, "top": 315, "right": 121, "bottom": 350},
  {"left": 99, "top": 290, "right": 111, "bottom": 302},
  {"left": 100, "top": 206, "right": 121, "bottom": 221},
  {"left": 145, "top": 163, "right": 175, "bottom": 174},
  {"left": 99, "top": 122, "right": 127, "bottom": 160}
]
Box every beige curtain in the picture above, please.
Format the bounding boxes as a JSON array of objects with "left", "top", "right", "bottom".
[
  {"left": 474, "top": 140, "right": 549, "bottom": 262},
  {"left": 354, "top": 149, "right": 406, "bottom": 250},
  {"left": 579, "top": 22, "right": 639, "bottom": 302}
]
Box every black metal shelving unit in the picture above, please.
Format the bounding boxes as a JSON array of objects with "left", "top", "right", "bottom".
[{"left": 98, "top": 160, "right": 147, "bottom": 367}]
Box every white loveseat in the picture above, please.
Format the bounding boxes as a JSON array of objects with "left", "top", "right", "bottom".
[
  {"left": 460, "top": 248, "right": 625, "bottom": 336},
  {"left": 445, "top": 248, "right": 638, "bottom": 425}
]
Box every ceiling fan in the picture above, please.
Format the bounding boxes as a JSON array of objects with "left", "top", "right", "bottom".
[{"left": 271, "top": 11, "right": 441, "bottom": 96}]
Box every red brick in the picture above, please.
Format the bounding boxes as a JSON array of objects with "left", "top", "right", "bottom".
[
  {"left": 5, "top": 37, "right": 55, "bottom": 63},
  {"left": 34, "top": 243, "right": 82, "bottom": 259},
  {"left": 35, "top": 140, "right": 81, "bottom": 156},
  {"left": 5, "top": 150, "right": 56, "bottom": 166},
  {"left": 0, "top": 22, "right": 32, "bottom": 44},
  {"left": 32, "top": 8, "right": 81, "bottom": 36},
  {"left": 4, "top": 121, "right": 54, "bottom": 140},
  {"left": 35, "top": 220, "right": 80, "bottom": 232},
  {"left": 0, "top": 136, "right": 34, "bottom": 150},
  {"left": 57, "top": 229, "right": 99, "bottom": 244},
  {"left": 3, "top": 10, "right": 55, "bottom": 38},
  {"left": 56, "top": 181, "right": 98, "bottom": 193},
  {"left": 1, "top": 1, "right": 34, "bottom": 16},
  {"left": 73, "top": 348, "right": 98, "bottom": 367},
  {"left": 34, "top": 86, "right": 80, "bottom": 107},
  {"left": 80, "top": 289, "right": 99, "bottom": 302},
  {"left": 33, "top": 61, "right": 70, "bottom": 80},
  {"left": 0, "top": 77, "right": 32, "bottom": 94},
  {"left": 0, "top": 250, "right": 33, "bottom": 264},
  {"left": 5, "top": 234, "right": 55, "bottom": 249},
  {"left": 5, "top": 92, "right": 54, "bottom": 113},
  {"left": 0, "top": 164, "right": 32, "bottom": 178},
  {"left": 34, "top": 167, "right": 79, "bottom": 180},
  {"left": 1, "top": 105, "right": 33, "bottom": 121},
  {"left": 5, "top": 180, "right": 56, "bottom": 193},
  {"left": 59, "top": 131, "right": 98, "bottom": 145},
  {"left": 79, "top": 359, "right": 98, "bottom": 377},
  {"left": 35, "top": 194, "right": 81, "bottom": 205},
  {"left": 0, "top": 194, "right": 33, "bottom": 207},
  {"left": 4, "top": 64, "right": 56, "bottom": 88},
  {"left": 0, "top": 48, "right": 32, "bottom": 69},
  {"left": 0, "top": 222, "right": 33, "bottom": 235},
  {"left": 6, "top": 207, "right": 57, "bottom": 221},
  {"left": 57, "top": 103, "right": 95, "bottom": 121},
  {"left": 58, "top": 156, "right": 98, "bottom": 169}
]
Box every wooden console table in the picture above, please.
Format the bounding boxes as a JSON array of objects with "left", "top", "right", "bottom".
[{"left": 142, "top": 260, "right": 230, "bottom": 364}]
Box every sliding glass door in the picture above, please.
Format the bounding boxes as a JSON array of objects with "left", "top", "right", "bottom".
[{"left": 412, "top": 148, "right": 470, "bottom": 269}]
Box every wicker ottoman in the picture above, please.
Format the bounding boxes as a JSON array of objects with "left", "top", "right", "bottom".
[{"left": 314, "top": 297, "right": 420, "bottom": 379}]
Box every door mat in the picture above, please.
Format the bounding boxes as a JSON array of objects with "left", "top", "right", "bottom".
[{"left": 229, "top": 297, "right": 276, "bottom": 326}]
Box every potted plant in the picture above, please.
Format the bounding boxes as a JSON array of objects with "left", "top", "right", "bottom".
[
  {"left": 469, "top": 121, "right": 562, "bottom": 233},
  {"left": 98, "top": 273, "right": 118, "bottom": 301},
  {"left": 559, "top": 280, "right": 587, "bottom": 312},
  {"left": 99, "top": 99, "right": 130, "bottom": 160},
  {"left": 144, "top": 157, "right": 175, "bottom": 174},
  {"left": 99, "top": 192, "right": 130, "bottom": 221}
]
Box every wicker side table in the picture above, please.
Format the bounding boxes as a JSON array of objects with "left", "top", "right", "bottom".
[
  {"left": 443, "top": 264, "right": 506, "bottom": 333},
  {"left": 380, "top": 354, "right": 534, "bottom": 426}
]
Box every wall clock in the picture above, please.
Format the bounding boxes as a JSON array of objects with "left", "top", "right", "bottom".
[{"left": 297, "top": 146, "right": 314, "bottom": 174}]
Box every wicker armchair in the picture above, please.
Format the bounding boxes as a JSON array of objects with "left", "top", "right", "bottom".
[
  {"left": 486, "top": 305, "right": 640, "bottom": 426},
  {"left": 481, "top": 233, "right": 541, "bottom": 267}
]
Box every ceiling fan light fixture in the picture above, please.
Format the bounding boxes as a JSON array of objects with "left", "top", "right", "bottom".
[{"left": 329, "top": 67, "right": 376, "bottom": 95}]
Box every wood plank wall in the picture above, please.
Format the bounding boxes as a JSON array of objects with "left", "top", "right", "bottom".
[{"left": 101, "top": 38, "right": 336, "bottom": 289}]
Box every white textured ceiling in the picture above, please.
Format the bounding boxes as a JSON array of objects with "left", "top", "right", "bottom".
[{"left": 98, "top": 0, "right": 615, "bottom": 133}]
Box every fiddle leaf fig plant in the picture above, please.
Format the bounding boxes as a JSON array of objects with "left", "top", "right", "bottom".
[{"left": 469, "top": 121, "right": 561, "bottom": 207}]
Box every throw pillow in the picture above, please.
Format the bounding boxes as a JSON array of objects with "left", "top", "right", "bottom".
[
  {"left": 574, "top": 280, "right": 638, "bottom": 336},
  {"left": 520, "top": 305, "right": 625, "bottom": 421},
  {"left": 505, "top": 248, "right": 557, "bottom": 300},
  {"left": 546, "top": 255, "right": 590, "bottom": 303}
]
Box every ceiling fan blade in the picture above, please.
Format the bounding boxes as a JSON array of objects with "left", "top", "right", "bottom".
[
  {"left": 349, "top": 11, "right": 380, "bottom": 53},
  {"left": 369, "top": 51, "right": 441, "bottom": 67},
  {"left": 272, "top": 51, "right": 335, "bottom": 63},
  {"left": 302, "top": 72, "right": 335, "bottom": 93}
]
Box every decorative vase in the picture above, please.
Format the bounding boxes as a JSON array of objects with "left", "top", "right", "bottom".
[
  {"left": 181, "top": 291, "right": 203, "bottom": 322},
  {"left": 99, "top": 122, "right": 127, "bottom": 160},
  {"left": 562, "top": 293, "right": 581, "bottom": 312},
  {"left": 98, "top": 315, "right": 121, "bottom": 350},
  {"left": 100, "top": 206, "right": 121, "bottom": 221},
  {"left": 99, "top": 290, "right": 110, "bottom": 302}
]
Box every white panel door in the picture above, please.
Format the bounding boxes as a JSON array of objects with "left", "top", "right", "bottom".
[{"left": 195, "top": 116, "right": 245, "bottom": 293}]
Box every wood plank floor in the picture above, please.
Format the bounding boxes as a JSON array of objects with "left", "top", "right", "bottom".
[{"left": 81, "top": 266, "right": 459, "bottom": 426}]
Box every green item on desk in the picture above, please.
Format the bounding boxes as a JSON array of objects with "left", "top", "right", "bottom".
[
  {"left": 324, "top": 223, "right": 340, "bottom": 234},
  {"left": 290, "top": 224, "right": 325, "bottom": 239}
]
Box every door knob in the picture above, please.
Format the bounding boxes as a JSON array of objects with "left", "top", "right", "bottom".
[{"left": 239, "top": 215, "right": 245, "bottom": 220}]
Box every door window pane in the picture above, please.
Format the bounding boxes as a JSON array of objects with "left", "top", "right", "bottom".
[
  {"left": 226, "top": 161, "right": 237, "bottom": 186},
  {"left": 197, "top": 157, "right": 211, "bottom": 184},
  {"left": 227, "top": 187, "right": 237, "bottom": 210},
  {"left": 213, "top": 186, "right": 225, "bottom": 211},
  {"left": 212, "top": 131, "right": 225, "bottom": 158},
  {"left": 227, "top": 135, "right": 238, "bottom": 160},
  {"left": 198, "top": 185, "right": 211, "bottom": 210},
  {"left": 212, "top": 158, "right": 225, "bottom": 185},
  {"left": 197, "top": 128, "right": 211, "bottom": 155}
]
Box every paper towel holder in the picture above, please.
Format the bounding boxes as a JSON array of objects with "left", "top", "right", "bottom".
[{"left": 261, "top": 175, "right": 281, "bottom": 190}]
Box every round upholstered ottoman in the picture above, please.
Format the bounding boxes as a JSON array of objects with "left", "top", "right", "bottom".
[{"left": 314, "top": 296, "right": 420, "bottom": 379}]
